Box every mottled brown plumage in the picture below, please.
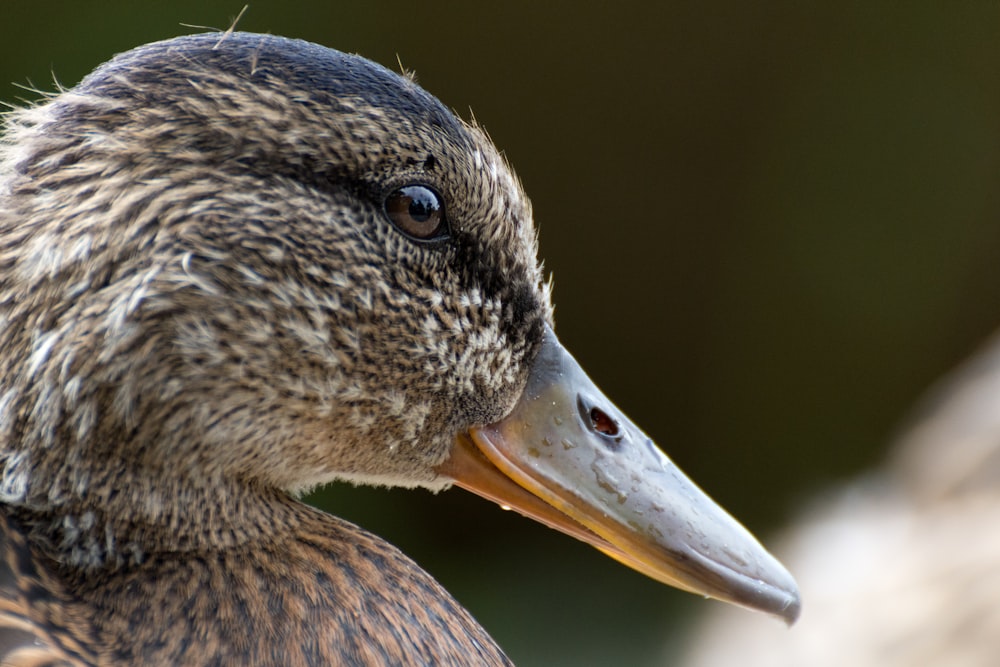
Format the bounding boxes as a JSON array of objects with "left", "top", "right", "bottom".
[
  {"left": 0, "top": 31, "right": 798, "bottom": 666},
  {"left": 0, "top": 30, "right": 545, "bottom": 666},
  {"left": 0, "top": 503, "right": 515, "bottom": 665}
]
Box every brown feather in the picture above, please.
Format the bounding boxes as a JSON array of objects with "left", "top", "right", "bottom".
[{"left": 0, "top": 31, "right": 551, "bottom": 665}]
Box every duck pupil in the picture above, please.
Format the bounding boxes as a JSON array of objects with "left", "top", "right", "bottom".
[{"left": 409, "top": 196, "right": 433, "bottom": 222}]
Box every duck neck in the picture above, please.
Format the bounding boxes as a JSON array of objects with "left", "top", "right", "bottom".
[{"left": 6, "top": 459, "right": 307, "bottom": 570}]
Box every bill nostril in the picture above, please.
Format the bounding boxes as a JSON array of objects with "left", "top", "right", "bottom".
[
  {"left": 577, "top": 395, "right": 623, "bottom": 449},
  {"left": 589, "top": 406, "right": 619, "bottom": 437}
]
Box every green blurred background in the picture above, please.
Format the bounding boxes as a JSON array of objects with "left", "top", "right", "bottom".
[{"left": 3, "top": 2, "right": 999, "bottom": 664}]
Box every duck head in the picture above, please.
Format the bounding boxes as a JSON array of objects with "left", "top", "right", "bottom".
[{"left": 0, "top": 32, "right": 798, "bottom": 621}]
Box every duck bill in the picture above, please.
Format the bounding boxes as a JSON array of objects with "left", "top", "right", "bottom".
[{"left": 436, "top": 325, "right": 800, "bottom": 624}]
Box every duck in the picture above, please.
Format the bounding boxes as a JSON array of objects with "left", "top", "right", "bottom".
[
  {"left": 681, "top": 332, "right": 1000, "bottom": 667},
  {"left": 0, "top": 31, "right": 799, "bottom": 665}
]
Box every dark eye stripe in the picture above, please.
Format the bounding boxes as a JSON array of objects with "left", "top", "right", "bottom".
[{"left": 384, "top": 185, "right": 448, "bottom": 241}]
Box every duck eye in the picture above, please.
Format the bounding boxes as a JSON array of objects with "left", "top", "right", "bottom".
[{"left": 384, "top": 185, "right": 448, "bottom": 241}]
